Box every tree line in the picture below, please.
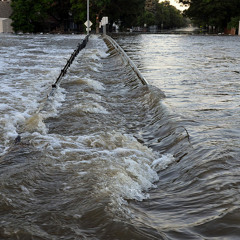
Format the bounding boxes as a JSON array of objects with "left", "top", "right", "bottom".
[
  {"left": 139, "top": 1, "right": 187, "bottom": 30},
  {"left": 178, "top": 0, "right": 240, "bottom": 32},
  {"left": 10, "top": 0, "right": 187, "bottom": 33}
]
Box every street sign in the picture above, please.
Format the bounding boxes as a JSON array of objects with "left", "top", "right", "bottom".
[
  {"left": 84, "top": 20, "right": 92, "bottom": 27},
  {"left": 86, "top": 27, "right": 91, "bottom": 32},
  {"left": 101, "top": 17, "right": 108, "bottom": 26}
]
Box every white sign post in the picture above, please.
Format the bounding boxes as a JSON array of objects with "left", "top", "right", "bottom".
[{"left": 101, "top": 16, "right": 108, "bottom": 35}]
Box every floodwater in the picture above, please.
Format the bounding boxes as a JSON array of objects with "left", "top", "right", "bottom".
[{"left": 0, "top": 33, "right": 240, "bottom": 239}]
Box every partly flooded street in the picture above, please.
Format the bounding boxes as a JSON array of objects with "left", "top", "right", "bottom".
[{"left": 1, "top": 33, "right": 240, "bottom": 239}]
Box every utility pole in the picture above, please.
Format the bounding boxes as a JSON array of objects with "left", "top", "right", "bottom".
[
  {"left": 239, "top": 20, "right": 240, "bottom": 36},
  {"left": 87, "top": 0, "right": 89, "bottom": 35}
]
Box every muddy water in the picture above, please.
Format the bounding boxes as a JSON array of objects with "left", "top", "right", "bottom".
[{"left": 1, "top": 34, "right": 240, "bottom": 239}]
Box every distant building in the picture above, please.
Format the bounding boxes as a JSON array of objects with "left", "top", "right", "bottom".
[{"left": 0, "top": 0, "right": 13, "bottom": 33}]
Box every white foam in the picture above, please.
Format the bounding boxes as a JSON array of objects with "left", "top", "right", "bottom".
[
  {"left": 0, "top": 34, "right": 77, "bottom": 148},
  {"left": 91, "top": 35, "right": 109, "bottom": 58},
  {"left": 151, "top": 154, "right": 176, "bottom": 171},
  {"left": 24, "top": 113, "right": 48, "bottom": 134},
  {"left": 24, "top": 128, "right": 176, "bottom": 219},
  {"left": 20, "top": 185, "right": 30, "bottom": 195},
  {"left": 85, "top": 93, "right": 102, "bottom": 101},
  {"left": 82, "top": 131, "right": 176, "bottom": 217},
  {"left": 82, "top": 131, "right": 175, "bottom": 206},
  {"left": 82, "top": 76, "right": 105, "bottom": 91},
  {"left": 74, "top": 102, "right": 109, "bottom": 114},
  {"left": 0, "top": 103, "right": 12, "bottom": 111},
  {"left": 90, "top": 66, "right": 100, "bottom": 72}
]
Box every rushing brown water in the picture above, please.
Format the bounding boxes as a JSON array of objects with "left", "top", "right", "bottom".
[{"left": 0, "top": 33, "right": 240, "bottom": 239}]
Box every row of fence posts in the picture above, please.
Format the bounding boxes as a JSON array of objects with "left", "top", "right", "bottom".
[{"left": 49, "top": 35, "right": 89, "bottom": 96}]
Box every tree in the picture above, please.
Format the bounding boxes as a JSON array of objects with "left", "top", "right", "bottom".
[
  {"left": 10, "top": 0, "right": 188, "bottom": 33},
  {"left": 177, "top": 0, "right": 240, "bottom": 31},
  {"left": 137, "top": 11, "right": 155, "bottom": 27},
  {"left": 70, "top": 0, "right": 146, "bottom": 31},
  {"left": 137, "top": 1, "right": 187, "bottom": 29},
  {"left": 106, "top": 0, "right": 146, "bottom": 28},
  {"left": 228, "top": 16, "right": 240, "bottom": 29},
  {"left": 11, "top": 0, "right": 72, "bottom": 32},
  {"left": 11, "top": 0, "right": 54, "bottom": 32},
  {"left": 70, "top": 0, "right": 111, "bottom": 33},
  {"left": 49, "top": 0, "right": 72, "bottom": 31}
]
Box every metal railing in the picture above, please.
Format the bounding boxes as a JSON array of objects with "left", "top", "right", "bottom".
[
  {"left": 13, "top": 35, "right": 89, "bottom": 144},
  {"left": 103, "top": 35, "right": 149, "bottom": 86},
  {"left": 49, "top": 34, "right": 89, "bottom": 96}
]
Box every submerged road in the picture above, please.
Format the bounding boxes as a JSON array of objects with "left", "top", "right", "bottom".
[
  {"left": 1, "top": 35, "right": 184, "bottom": 239},
  {"left": 1, "top": 34, "right": 240, "bottom": 239}
]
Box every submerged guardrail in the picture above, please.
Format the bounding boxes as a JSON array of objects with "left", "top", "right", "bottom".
[
  {"left": 49, "top": 34, "right": 89, "bottom": 96},
  {"left": 103, "top": 35, "right": 149, "bottom": 86},
  {"left": 13, "top": 35, "right": 89, "bottom": 144}
]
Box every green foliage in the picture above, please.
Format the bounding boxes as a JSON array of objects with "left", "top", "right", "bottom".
[
  {"left": 72, "top": 0, "right": 146, "bottom": 28},
  {"left": 50, "top": 0, "right": 71, "bottom": 23},
  {"left": 137, "top": 11, "right": 155, "bottom": 26},
  {"left": 107, "top": 0, "right": 146, "bottom": 27},
  {"left": 70, "top": 0, "right": 86, "bottom": 24},
  {"left": 11, "top": 0, "right": 53, "bottom": 32},
  {"left": 228, "top": 16, "right": 240, "bottom": 29},
  {"left": 10, "top": 0, "right": 187, "bottom": 32},
  {"left": 138, "top": 1, "right": 187, "bottom": 29},
  {"left": 71, "top": 0, "right": 111, "bottom": 23},
  {"left": 177, "top": 0, "right": 240, "bottom": 30}
]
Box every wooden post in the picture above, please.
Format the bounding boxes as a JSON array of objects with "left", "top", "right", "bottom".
[{"left": 96, "top": 14, "right": 99, "bottom": 34}]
